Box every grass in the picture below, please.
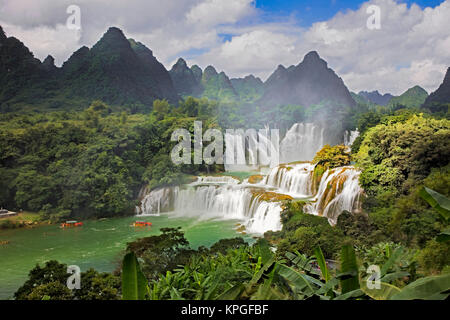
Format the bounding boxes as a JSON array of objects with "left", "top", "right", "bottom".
[{"left": 0, "top": 211, "right": 41, "bottom": 229}]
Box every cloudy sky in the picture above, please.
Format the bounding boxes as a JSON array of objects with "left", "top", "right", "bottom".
[{"left": 1, "top": 0, "right": 449, "bottom": 95}]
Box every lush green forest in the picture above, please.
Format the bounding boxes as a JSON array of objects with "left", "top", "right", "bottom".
[
  {"left": 0, "top": 98, "right": 221, "bottom": 223},
  {"left": 7, "top": 100, "right": 450, "bottom": 300}
]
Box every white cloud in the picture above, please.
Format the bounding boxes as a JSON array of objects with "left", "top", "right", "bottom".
[
  {"left": 0, "top": 0, "right": 449, "bottom": 95},
  {"left": 186, "top": 0, "right": 255, "bottom": 26},
  {"left": 1, "top": 22, "right": 81, "bottom": 64},
  {"left": 194, "top": 0, "right": 450, "bottom": 94}
]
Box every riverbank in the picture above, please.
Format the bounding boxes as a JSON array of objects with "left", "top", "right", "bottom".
[{"left": 0, "top": 212, "right": 44, "bottom": 230}]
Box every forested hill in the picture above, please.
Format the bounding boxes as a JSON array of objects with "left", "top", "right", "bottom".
[{"left": 0, "top": 26, "right": 179, "bottom": 112}]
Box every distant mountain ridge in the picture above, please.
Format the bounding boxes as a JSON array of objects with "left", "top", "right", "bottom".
[
  {"left": 169, "top": 50, "right": 356, "bottom": 109},
  {"left": 0, "top": 26, "right": 179, "bottom": 110},
  {"left": 358, "top": 90, "right": 393, "bottom": 106},
  {"left": 2, "top": 25, "right": 359, "bottom": 112}
]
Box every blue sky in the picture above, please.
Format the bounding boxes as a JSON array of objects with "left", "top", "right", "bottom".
[{"left": 255, "top": 0, "right": 445, "bottom": 26}]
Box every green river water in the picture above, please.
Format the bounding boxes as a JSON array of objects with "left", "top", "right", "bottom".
[{"left": 0, "top": 215, "right": 252, "bottom": 299}]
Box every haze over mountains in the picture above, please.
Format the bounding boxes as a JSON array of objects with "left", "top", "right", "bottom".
[
  {"left": 1, "top": 26, "right": 449, "bottom": 114},
  {"left": 358, "top": 91, "right": 394, "bottom": 106}
]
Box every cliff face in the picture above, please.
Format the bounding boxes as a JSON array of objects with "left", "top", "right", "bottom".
[
  {"left": 169, "top": 58, "right": 202, "bottom": 97},
  {"left": 424, "top": 67, "right": 450, "bottom": 112}
]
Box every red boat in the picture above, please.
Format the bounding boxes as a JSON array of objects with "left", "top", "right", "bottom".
[
  {"left": 133, "top": 221, "right": 152, "bottom": 227},
  {"left": 61, "top": 221, "right": 83, "bottom": 228}
]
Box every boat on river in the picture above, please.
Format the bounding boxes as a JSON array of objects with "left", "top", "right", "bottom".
[
  {"left": 133, "top": 221, "right": 152, "bottom": 227},
  {"left": 60, "top": 221, "right": 83, "bottom": 228}
]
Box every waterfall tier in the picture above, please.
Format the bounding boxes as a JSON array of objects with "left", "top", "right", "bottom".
[
  {"left": 263, "top": 163, "right": 315, "bottom": 197},
  {"left": 280, "top": 123, "right": 325, "bottom": 164},
  {"left": 344, "top": 129, "right": 360, "bottom": 149},
  {"left": 303, "top": 166, "right": 362, "bottom": 225},
  {"left": 137, "top": 162, "right": 363, "bottom": 233},
  {"left": 137, "top": 184, "right": 284, "bottom": 234}
]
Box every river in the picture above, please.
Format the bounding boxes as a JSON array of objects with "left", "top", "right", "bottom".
[{"left": 0, "top": 215, "right": 252, "bottom": 299}]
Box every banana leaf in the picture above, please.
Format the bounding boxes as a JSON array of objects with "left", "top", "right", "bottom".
[
  {"left": 333, "top": 289, "right": 364, "bottom": 300},
  {"left": 216, "top": 283, "right": 245, "bottom": 300},
  {"left": 339, "top": 245, "right": 359, "bottom": 294},
  {"left": 380, "top": 247, "right": 403, "bottom": 277},
  {"left": 361, "top": 279, "right": 401, "bottom": 300},
  {"left": 390, "top": 273, "right": 450, "bottom": 300},
  {"left": 436, "top": 227, "right": 450, "bottom": 242},
  {"left": 278, "top": 264, "right": 316, "bottom": 296},
  {"left": 122, "top": 252, "right": 149, "bottom": 300},
  {"left": 419, "top": 187, "right": 450, "bottom": 221},
  {"left": 314, "top": 246, "right": 330, "bottom": 282},
  {"left": 381, "top": 271, "right": 410, "bottom": 283}
]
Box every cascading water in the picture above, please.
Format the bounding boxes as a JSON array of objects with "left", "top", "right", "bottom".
[
  {"left": 136, "top": 187, "right": 173, "bottom": 216},
  {"left": 136, "top": 164, "right": 363, "bottom": 233},
  {"left": 263, "top": 163, "right": 315, "bottom": 197},
  {"left": 136, "top": 121, "right": 363, "bottom": 234},
  {"left": 303, "top": 167, "right": 363, "bottom": 225},
  {"left": 136, "top": 183, "right": 285, "bottom": 234},
  {"left": 280, "top": 123, "right": 325, "bottom": 163},
  {"left": 344, "top": 129, "right": 360, "bottom": 148}
]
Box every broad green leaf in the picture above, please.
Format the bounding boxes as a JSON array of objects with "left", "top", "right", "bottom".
[
  {"left": 122, "top": 252, "right": 149, "bottom": 300},
  {"left": 361, "top": 279, "right": 401, "bottom": 300},
  {"left": 216, "top": 284, "right": 245, "bottom": 300},
  {"left": 257, "top": 239, "right": 274, "bottom": 266},
  {"left": 339, "top": 245, "right": 359, "bottom": 294},
  {"left": 390, "top": 274, "right": 450, "bottom": 300},
  {"left": 381, "top": 271, "right": 410, "bottom": 283},
  {"left": 436, "top": 227, "right": 450, "bottom": 242},
  {"left": 316, "top": 277, "right": 339, "bottom": 296},
  {"left": 334, "top": 289, "right": 364, "bottom": 300},
  {"left": 278, "top": 264, "right": 316, "bottom": 296},
  {"left": 419, "top": 187, "right": 450, "bottom": 221},
  {"left": 380, "top": 247, "right": 403, "bottom": 277},
  {"left": 314, "top": 246, "right": 330, "bottom": 282},
  {"left": 250, "top": 256, "right": 275, "bottom": 285},
  {"left": 286, "top": 251, "right": 319, "bottom": 275}
]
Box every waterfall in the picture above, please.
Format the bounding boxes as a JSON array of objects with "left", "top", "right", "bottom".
[
  {"left": 136, "top": 187, "right": 173, "bottom": 216},
  {"left": 172, "top": 186, "right": 283, "bottom": 234},
  {"left": 263, "top": 163, "right": 315, "bottom": 197},
  {"left": 303, "top": 167, "right": 363, "bottom": 225},
  {"left": 344, "top": 129, "right": 360, "bottom": 148},
  {"left": 136, "top": 183, "right": 285, "bottom": 234},
  {"left": 280, "top": 123, "right": 325, "bottom": 163},
  {"left": 223, "top": 128, "right": 278, "bottom": 172}
]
